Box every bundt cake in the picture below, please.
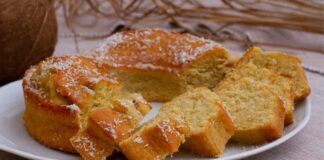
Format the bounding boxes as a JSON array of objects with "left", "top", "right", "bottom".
[
  {"left": 236, "top": 47, "right": 311, "bottom": 101},
  {"left": 22, "top": 29, "right": 312, "bottom": 159},
  {"left": 214, "top": 78, "right": 285, "bottom": 144},
  {"left": 91, "top": 28, "right": 235, "bottom": 102},
  {"left": 218, "top": 63, "right": 294, "bottom": 125},
  {"left": 159, "top": 87, "right": 235, "bottom": 156},
  {"left": 23, "top": 55, "right": 151, "bottom": 155}
]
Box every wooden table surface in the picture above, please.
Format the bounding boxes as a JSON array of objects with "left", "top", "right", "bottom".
[{"left": 1, "top": 13, "right": 323, "bottom": 160}]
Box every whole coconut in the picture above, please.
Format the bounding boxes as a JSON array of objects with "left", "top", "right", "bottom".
[{"left": 0, "top": 0, "right": 57, "bottom": 85}]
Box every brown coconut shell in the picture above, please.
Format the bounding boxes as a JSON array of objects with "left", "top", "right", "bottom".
[{"left": 0, "top": 0, "right": 57, "bottom": 85}]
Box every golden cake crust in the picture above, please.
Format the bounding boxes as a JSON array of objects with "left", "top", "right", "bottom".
[
  {"left": 93, "top": 28, "right": 228, "bottom": 74},
  {"left": 24, "top": 88, "right": 80, "bottom": 153},
  {"left": 23, "top": 65, "right": 79, "bottom": 153},
  {"left": 70, "top": 131, "right": 115, "bottom": 160}
]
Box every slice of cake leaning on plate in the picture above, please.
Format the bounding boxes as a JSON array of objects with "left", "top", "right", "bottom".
[
  {"left": 213, "top": 78, "right": 285, "bottom": 144},
  {"left": 217, "top": 63, "right": 294, "bottom": 125},
  {"left": 160, "top": 87, "right": 235, "bottom": 157}
]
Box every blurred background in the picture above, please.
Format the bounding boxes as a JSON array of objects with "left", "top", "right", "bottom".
[{"left": 0, "top": 0, "right": 323, "bottom": 159}]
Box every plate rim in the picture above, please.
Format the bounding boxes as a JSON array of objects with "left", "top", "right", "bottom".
[{"left": 0, "top": 80, "right": 312, "bottom": 160}]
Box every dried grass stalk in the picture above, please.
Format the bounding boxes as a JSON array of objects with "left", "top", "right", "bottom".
[{"left": 57, "top": 0, "right": 324, "bottom": 52}]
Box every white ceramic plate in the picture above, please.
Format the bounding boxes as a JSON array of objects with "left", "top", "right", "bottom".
[{"left": 0, "top": 80, "right": 311, "bottom": 160}]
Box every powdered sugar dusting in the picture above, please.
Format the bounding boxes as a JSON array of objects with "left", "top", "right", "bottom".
[
  {"left": 71, "top": 133, "right": 106, "bottom": 158},
  {"left": 66, "top": 103, "right": 81, "bottom": 113},
  {"left": 98, "top": 120, "right": 118, "bottom": 139},
  {"left": 157, "top": 119, "right": 181, "bottom": 144},
  {"left": 23, "top": 55, "right": 118, "bottom": 111},
  {"left": 130, "top": 93, "right": 149, "bottom": 105},
  {"left": 95, "top": 32, "right": 126, "bottom": 60},
  {"left": 133, "top": 63, "right": 174, "bottom": 72},
  {"left": 92, "top": 28, "right": 224, "bottom": 73},
  {"left": 133, "top": 136, "right": 143, "bottom": 144}
]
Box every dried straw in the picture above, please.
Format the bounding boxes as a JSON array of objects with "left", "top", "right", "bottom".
[{"left": 57, "top": 0, "right": 324, "bottom": 53}]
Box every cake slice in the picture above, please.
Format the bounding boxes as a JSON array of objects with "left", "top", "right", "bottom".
[
  {"left": 70, "top": 81, "right": 151, "bottom": 160},
  {"left": 119, "top": 109, "right": 189, "bottom": 160},
  {"left": 159, "top": 87, "right": 235, "bottom": 157},
  {"left": 214, "top": 78, "right": 285, "bottom": 144},
  {"left": 218, "top": 63, "right": 294, "bottom": 125},
  {"left": 237, "top": 47, "right": 311, "bottom": 101}
]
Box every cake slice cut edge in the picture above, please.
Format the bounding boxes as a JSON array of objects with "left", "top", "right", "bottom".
[
  {"left": 160, "top": 87, "right": 235, "bottom": 157},
  {"left": 218, "top": 63, "right": 294, "bottom": 125},
  {"left": 214, "top": 78, "right": 285, "bottom": 144}
]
